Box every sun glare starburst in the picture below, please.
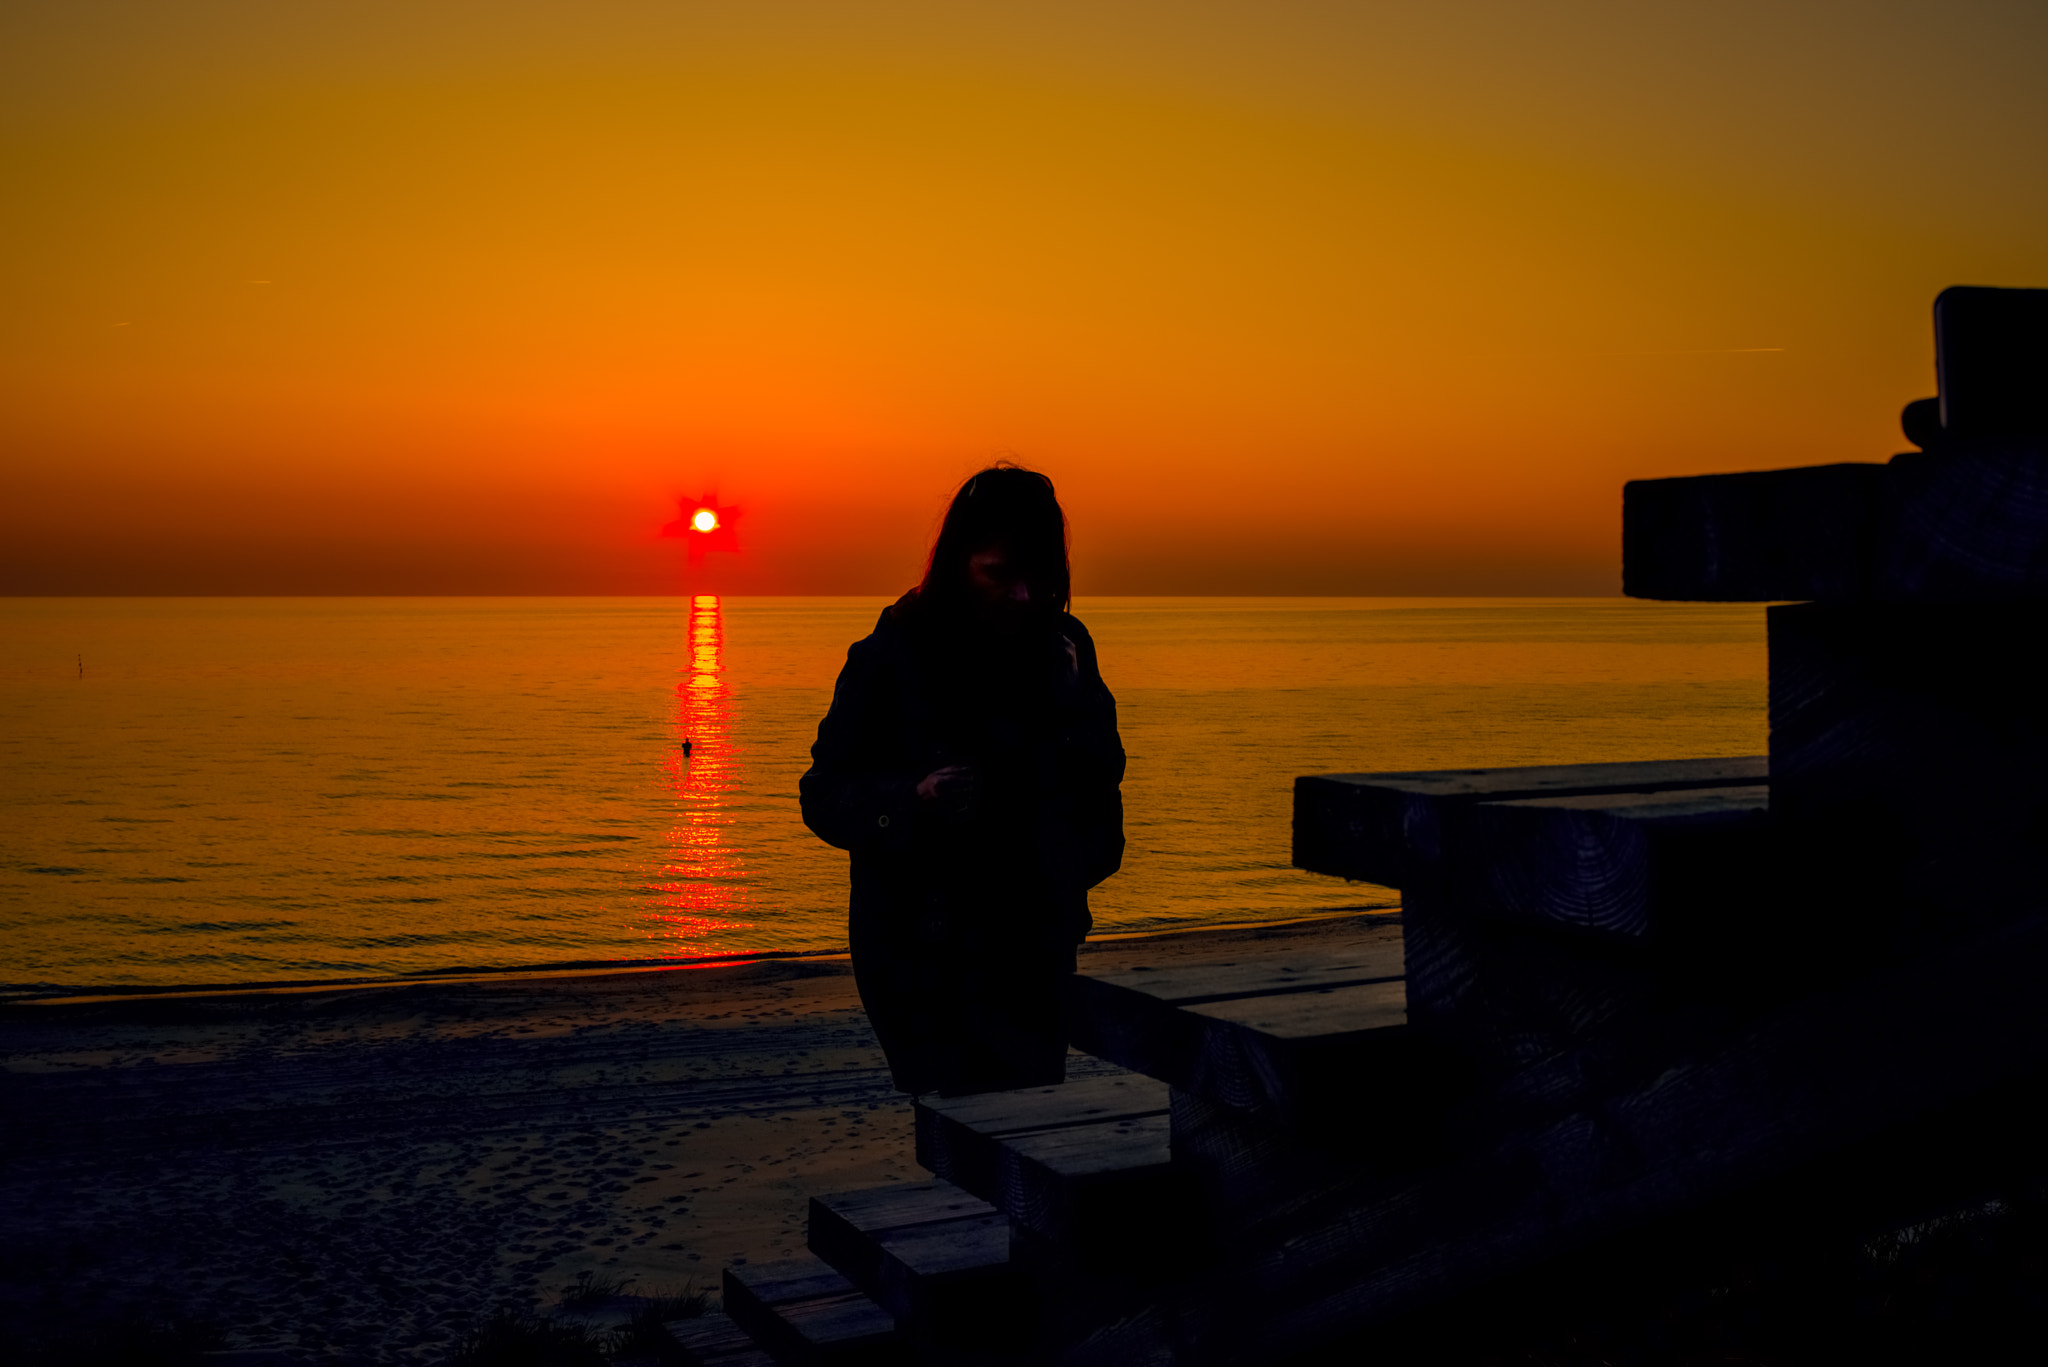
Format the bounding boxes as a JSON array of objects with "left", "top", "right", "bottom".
[{"left": 661, "top": 494, "right": 743, "bottom": 567}]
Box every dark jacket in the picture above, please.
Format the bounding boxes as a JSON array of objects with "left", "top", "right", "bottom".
[{"left": 800, "top": 600, "right": 1125, "bottom": 949}]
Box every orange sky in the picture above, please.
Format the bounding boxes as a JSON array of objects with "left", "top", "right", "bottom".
[{"left": 4, "top": 1, "right": 2044, "bottom": 594}]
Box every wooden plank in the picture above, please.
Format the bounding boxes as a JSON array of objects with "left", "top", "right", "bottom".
[
  {"left": 990, "top": 1112, "right": 1198, "bottom": 1251},
  {"left": 1414, "top": 815, "right": 1781, "bottom": 1077},
  {"left": 1063, "top": 965, "right": 1388, "bottom": 1109},
  {"left": 1056, "top": 909, "right": 2048, "bottom": 1366},
  {"left": 914, "top": 1070, "right": 1195, "bottom": 1249},
  {"left": 1879, "top": 442, "right": 2048, "bottom": 599},
  {"left": 1622, "top": 444, "right": 2048, "bottom": 604},
  {"left": 1080, "top": 941, "right": 1403, "bottom": 1006},
  {"left": 915, "top": 1071, "right": 1167, "bottom": 1209},
  {"left": 809, "top": 1179, "right": 997, "bottom": 1233},
  {"left": 661, "top": 1311, "right": 780, "bottom": 1367},
  {"left": 916, "top": 1070, "right": 1168, "bottom": 1139},
  {"left": 1065, "top": 970, "right": 1448, "bottom": 1145},
  {"left": 1770, "top": 600, "right": 2048, "bottom": 953},
  {"left": 1296, "top": 763, "right": 1772, "bottom": 1075},
  {"left": 720, "top": 1257, "right": 898, "bottom": 1367},
  {"left": 994, "top": 1110, "right": 1171, "bottom": 1178},
  {"left": 1186, "top": 978, "right": 1407, "bottom": 1039},
  {"left": 1293, "top": 757, "right": 1768, "bottom": 888},
  {"left": 1401, "top": 883, "right": 1683, "bottom": 1079},
  {"left": 1934, "top": 284, "right": 2048, "bottom": 439},
  {"left": 1183, "top": 982, "right": 1424, "bottom": 1135},
  {"left": 1621, "top": 462, "right": 1886, "bottom": 601},
  {"left": 1291, "top": 762, "right": 1772, "bottom": 1080},
  {"left": 1460, "top": 785, "right": 1772, "bottom": 943},
  {"left": 805, "top": 1180, "right": 1019, "bottom": 1339}
]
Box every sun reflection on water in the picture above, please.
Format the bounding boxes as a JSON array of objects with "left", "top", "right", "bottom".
[{"left": 644, "top": 594, "right": 750, "bottom": 952}]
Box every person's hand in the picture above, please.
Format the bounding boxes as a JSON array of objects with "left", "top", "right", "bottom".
[{"left": 916, "top": 765, "right": 976, "bottom": 803}]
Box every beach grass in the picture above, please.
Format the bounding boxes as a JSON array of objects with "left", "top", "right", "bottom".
[{"left": 451, "top": 1310, "right": 612, "bottom": 1367}]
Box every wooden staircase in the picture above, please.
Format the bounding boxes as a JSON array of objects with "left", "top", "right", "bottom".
[
  {"left": 652, "top": 1060, "right": 1197, "bottom": 1365},
  {"left": 655, "top": 285, "right": 2048, "bottom": 1363},
  {"left": 657, "top": 824, "right": 2048, "bottom": 1363}
]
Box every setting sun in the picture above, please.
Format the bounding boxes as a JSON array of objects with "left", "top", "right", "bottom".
[{"left": 692, "top": 509, "right": 719, "bottom": 534}]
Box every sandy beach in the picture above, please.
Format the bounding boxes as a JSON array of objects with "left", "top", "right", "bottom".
[{"left": 0, "top": 913, "right": 1398, "bottom": 1364}]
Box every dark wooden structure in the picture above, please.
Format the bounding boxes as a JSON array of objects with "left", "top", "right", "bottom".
[{"left": 659, "top": 286, "right": 2048, "bottom": 1363}]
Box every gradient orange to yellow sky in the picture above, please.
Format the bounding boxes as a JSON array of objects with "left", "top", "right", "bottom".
[{"left": 4, "top": 1, "right": 2044, "bottom": 595}]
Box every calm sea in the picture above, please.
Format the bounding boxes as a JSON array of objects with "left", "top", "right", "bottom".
[{"left": 0, "top": 597, "right": 1767, "bottom": 993}]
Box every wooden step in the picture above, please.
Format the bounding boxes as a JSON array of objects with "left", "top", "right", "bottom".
[
  {"left": 1402, "top": 899, "right": 1672, "bottom": 1076},
  {"left": 914, "top": 1071, "right": 1195, "bottom": 1249},
  {"left": 1623, "top": 288, "right": 2048, "bottom": 605},
  {"left": 1294, "top": 760, "right": 1777, "bottom": 1074},
  {"left": 1461, "top": 784, "right": 1772, "bottom": 944},
  {"left": 806, "top": 1180, "right": 1022, "bottom": 1340},
  {"left": 1621, "top": 441, "right": 2048, "bottom": 604},
  {"left": 1931, "top": 284, "right": 2048, "bottom": 439},
  {"left": 1061, "top": 936, "right": 1444, "bottom": 1146},
  {"left": 1622, "top": 460, "right": 1887, "bottom": 602},
  {"left": 661, "top": 1310, "right": 781, "bottom": 1367},
  {"left": 1056, "top": 910, "right": 2048, "bottom": 1366},
  {"left": 1293, "top": 756, "right": 1768, "bottom": 889},
  {"left": 720, "top": 1257, "right": 899, "bottom": 1367}
]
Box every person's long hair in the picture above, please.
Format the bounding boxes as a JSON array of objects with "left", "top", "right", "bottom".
[{"left": 901, "top": 463, "right": 1071, "bottom": 619}]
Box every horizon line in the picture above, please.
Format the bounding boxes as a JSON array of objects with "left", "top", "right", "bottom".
[{"left": 0, "top": 590, "right": 1652, "bottom": 600}]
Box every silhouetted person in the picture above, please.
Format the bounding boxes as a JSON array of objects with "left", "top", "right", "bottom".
[{"left": 800, "top": 465, "right": 1125, "bottom": 1095}]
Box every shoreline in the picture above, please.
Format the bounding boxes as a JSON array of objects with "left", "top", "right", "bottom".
[{"left": 4, "top": 906, "right": 1398, "bottom": 1009}]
